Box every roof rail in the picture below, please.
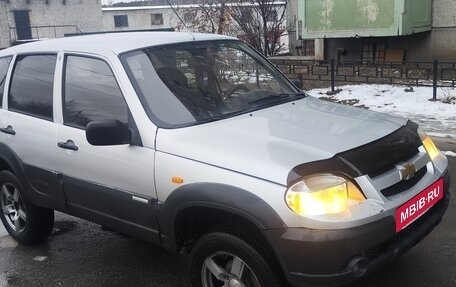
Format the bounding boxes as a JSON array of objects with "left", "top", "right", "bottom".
[{"left": 64, "top": 28, "right": 175, "bottom": 37}]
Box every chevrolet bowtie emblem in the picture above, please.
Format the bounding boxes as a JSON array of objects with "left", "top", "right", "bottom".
[{"left": 397, "top": 163, "right": 416, "bottom": 180}]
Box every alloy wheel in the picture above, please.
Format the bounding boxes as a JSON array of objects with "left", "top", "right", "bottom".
[
  {"left": 1, "top": 183, "right": 26, "bottom": 233},
  {"left": 201, "top": 252, "right": 261, "bottom": 287}
]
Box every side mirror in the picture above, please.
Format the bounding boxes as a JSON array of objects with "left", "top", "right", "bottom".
[
  {"left": 86, "top": 120, "right": 131, "bottom": 146},
  {"left": 291, "top": 79, "right": 303, "bottom": 90}
]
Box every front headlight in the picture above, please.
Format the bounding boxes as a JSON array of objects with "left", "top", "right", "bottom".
[
  {"left": 285, "top": 174, "right": 365, "bottom": 216},
  {"left": 419, "top": 129, "right": 439, "bottom": 160}
]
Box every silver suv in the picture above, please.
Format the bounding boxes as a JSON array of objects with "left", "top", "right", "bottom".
[{"left": 0, "top": 32, "right": 450, "bottom": 287}]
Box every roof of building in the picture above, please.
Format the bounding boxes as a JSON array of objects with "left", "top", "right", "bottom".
[
  {"left": 0, "top": 32, "right": 235, "bottom": 56},
  {"left": 101, "top": 2, "right": 286, "bottom": 11}
]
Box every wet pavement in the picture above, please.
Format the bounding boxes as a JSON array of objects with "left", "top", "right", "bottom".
[
  {"left": 0, "top": 216, "right": 189, "bottom": 286},
  {"left": 0, "top": 140, "right": 455, "bottom": 287}
]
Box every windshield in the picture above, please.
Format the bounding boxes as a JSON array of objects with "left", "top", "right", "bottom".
[{"left": 121, "top": 40, "right": 303, "bottom": 128}]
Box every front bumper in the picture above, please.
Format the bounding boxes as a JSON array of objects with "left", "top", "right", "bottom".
[{"left": 264, "top": 171, "right": 450, "bottom": 287}]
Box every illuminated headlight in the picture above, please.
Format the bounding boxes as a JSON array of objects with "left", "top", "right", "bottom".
[
  {"left": 419, "top": 129, "right": 439, "bottom": 160},
  {"left": 285, "top": 174, "right": 365, "bottom": 216}
]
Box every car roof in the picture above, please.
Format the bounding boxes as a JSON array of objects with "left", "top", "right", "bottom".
[{"left": 0, "top": 32, "right": 236, "bottom": 56}]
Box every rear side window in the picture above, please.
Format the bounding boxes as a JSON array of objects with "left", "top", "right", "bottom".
[
  {"left": 0, "top": 56, "right": 12, "bottom": 107},
  {"left": 9, "top": 54, "right": 56, "bottom": 120},
  {"left": 63, "top": 55, "right": 128, "bottom": 129}
]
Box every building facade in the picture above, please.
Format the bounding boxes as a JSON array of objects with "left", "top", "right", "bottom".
[
  {"left": 288, "top": 0, "right": 456, "bottom": 61},
  {"left": 102, "top": 5, "right": 178, "bottom": 31},
  {"left": 102, "top": 3, "right": 288, "bottom": 55},
  {"left": 0, "top": 0, "right": 104, "bottom": 49}
]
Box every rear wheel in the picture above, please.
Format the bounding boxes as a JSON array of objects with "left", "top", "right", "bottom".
[
  {"left": 0, "top": 171, "right": 54, "bottom": 244},
  {"left": 190, "top": 232, "right": 282, "bottom": 287}
]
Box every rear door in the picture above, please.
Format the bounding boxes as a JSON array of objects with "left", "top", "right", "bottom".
[
  {"left": 0, "top": 56, "right": 12, "bottom": 130},
  {"left": 0, "top": 54, "right": 64, "bottom": 209},
  {"left": 56, "top": 54, "right": 159, "bottom": 242}
]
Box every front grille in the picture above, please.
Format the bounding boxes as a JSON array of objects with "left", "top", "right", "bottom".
[{"left": 380, "top": 166, "right": 427, "bottom": 197}]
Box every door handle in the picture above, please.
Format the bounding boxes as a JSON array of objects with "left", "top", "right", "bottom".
[
  {"left": 0, "top": 125, "right": 16, "bottom": 135},
  {"left": 57, "top": 139, "right": 78, "bottom": 151}
]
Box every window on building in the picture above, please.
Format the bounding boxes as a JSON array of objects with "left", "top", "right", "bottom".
[
  {"left": 296, "top": 39, "right": 315, "bottom": 56},
  {"left": 183, "top": 11, "right": 195, "bottom": 23},
  {"left": 362, "top": 39, "right": 386, "bottom": 64},
  {"left": 241, "top": 11, "right": 253, "bottom": 23},
  {"left": 63, "top": 56, "right": 128, "bottom": 129},
  {"left": 9, "top": 55, "right": 56, "bottom": 120},
  {"left": 114, "top": 15, "right": 129, "bottom": 28},
  {"left": 267, "top": 10, "right": 278, "bottom": 22},
  {"left": 0, "top": 56, "right": 12, "bottom": 107},
  {"left": 151, "top": 13, "right": 163, "bottom": 25}
]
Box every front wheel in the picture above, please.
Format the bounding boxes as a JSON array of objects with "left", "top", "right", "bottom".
[
  {"left": 0, "top": 171, "right": 54, "bottom": 244},
  {"left": 190, "top": 232, "right": 283, "bottom": 287}
]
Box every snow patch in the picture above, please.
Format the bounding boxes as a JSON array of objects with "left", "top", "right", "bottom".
[
  {"left": 307, "top": 84, "right": 456, "bottom": 138},
  {"left": 443, "top": 151, "right": 456, "bottom": 157},
  {"left": 0, "top": 236, "right": 18, "bottom": 249},
  {"left": 34, "top": 256, "right": 47, "bottom": 262}
]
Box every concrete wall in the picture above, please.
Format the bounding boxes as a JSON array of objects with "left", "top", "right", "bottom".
[
  {"left": 0, "top": 0, "right": 103, "bottom": 49},
  {"left": 429, "top": 0, "right": 456, "bottom": 60},
  {"left": 0, "top": 2, "right": 9, "bottom": 49},
  {"left": 433, "top": 0, "right": 456, "bottom": 28}
]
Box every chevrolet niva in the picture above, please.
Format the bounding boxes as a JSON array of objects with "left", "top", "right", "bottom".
[{"left": 0, "top": 32, "right": 450, "bottom": 287}]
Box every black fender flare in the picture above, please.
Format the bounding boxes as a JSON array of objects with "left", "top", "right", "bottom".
[
  {"left": 158, "top": 182, "right": 286, "bottom": 251},
  {"left": 0, "top": 142, "right": 29, "bottom": 185},
  {"left": 0, "top": 142, "right": 64, "bottom": 210}
]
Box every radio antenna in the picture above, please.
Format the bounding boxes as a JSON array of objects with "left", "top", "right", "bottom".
[{"left": 165, "top": 0, "right": 195, "bottom": 40}]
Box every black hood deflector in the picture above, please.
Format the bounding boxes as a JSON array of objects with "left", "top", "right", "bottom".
[{"left": 288, "top": 121, "right": 421, "bottom": 185}]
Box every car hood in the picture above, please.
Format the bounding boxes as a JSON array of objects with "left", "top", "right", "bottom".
[{"left": 156, "top": 97, "right": 408, "bottom": 185}]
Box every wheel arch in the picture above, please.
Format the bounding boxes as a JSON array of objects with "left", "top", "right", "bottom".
[
  {"left": 158, "top": 182, "right": 286, "bottom": 253},
  {"left": 0, "top": 142, "right": 64, "bottom": 211},
  {"left": 0, "top": 143, "right": 27, "bottom": 182}
]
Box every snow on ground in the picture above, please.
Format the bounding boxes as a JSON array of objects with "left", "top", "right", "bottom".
[
  {"left": 307, "top": 84, "right": 456, "bottom": 139},
  {"left": 444, "top": 151, "right": 456, "bottom": 157}
]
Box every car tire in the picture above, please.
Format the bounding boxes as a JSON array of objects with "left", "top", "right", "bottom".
[
  {"left": 0, "top": 171, "right": 54, "bottom": 244},
  {"left": 190, "top": 231, "right": 283, "bottom": 287}
]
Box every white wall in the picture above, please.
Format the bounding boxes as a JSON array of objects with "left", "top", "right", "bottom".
[
  {"left": 0, "top": 0, "right": 104, "bottom": 49},
  {"left": 433, "top": 0, "right": 456, "bottom": 28},
  {"left": 0, "top": 2, "right": 9, "bottom": 49}
]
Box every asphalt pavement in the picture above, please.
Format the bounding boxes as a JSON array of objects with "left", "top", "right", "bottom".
[{"left": 0, "top": 140, "right": 455, "bottom": 287}]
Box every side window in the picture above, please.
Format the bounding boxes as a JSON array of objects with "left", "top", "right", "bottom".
[
  {"left": 0, "top": 56, "right": 12, "bottom": 107},
  {"left": 63, "top": 55, "right": 128, "bottom": 129},
  {"left": 9, "top": 55, "right": 56, "bottom": 120}
]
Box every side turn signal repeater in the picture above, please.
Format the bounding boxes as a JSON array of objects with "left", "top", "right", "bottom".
[{"left": 172, "top": 177, "right": 184, "bottom": 184}]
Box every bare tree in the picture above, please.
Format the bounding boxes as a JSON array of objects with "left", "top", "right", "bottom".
[
  {"left": 175, "top": 1, "right": 235, "bottom": 35},
  {"left": 174, "top": 0, "right": 287, "bottom": 56},
  {"left": 230, "top": 0, "right": 287, "bottom": 56}
]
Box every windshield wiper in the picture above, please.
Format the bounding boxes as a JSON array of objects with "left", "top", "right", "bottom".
[
  {"left": 197, "top": 93, "right": 307, "bottom": 124},
  {"left": 247, "top": 93, "right": 307, "bottom": 107}
]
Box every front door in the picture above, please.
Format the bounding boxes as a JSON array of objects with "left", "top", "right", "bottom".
[{"left": 57, "top": 54, "right": 159, "bottom": 243}]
